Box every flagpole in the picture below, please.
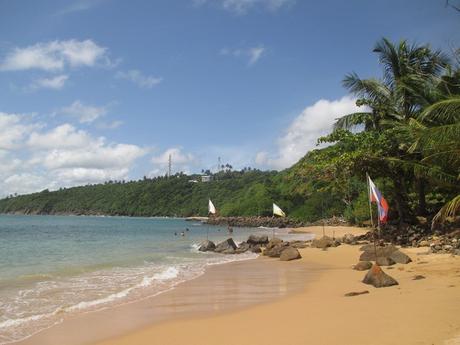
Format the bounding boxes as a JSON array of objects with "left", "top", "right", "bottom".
[
  {"left": 366, "top": 173, "right": 374, "bottom": 229},
  {"left": 366, "top": 173, "right": 379, "bottom": 263}
]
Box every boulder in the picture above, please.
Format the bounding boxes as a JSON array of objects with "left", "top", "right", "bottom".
[
  {"left": 311, "top": 236, "right": 334, "bottom": 249},
  {"left": 342, "top": 233, "right": 356, "bottom": 245},
  {"left": 389, "top": 250, "right": 412, "bottom": 264},
  {"left": 413, "top": 275, "right": 426, "bottom": 280},
  {"left": 247, "top": 234, "right": 269, "bottom": 246},
  {"left": 359, "top": 244, "right": 398, "bottom": 261},
  {"left": 376, "top": 256, "right": 396, "bottom": 266},
  {"left": 214, "top": 238, "right": 237, "bottom": 253},
  {"left": 353, "top": 261, "right": 373, "bottom": 271},
  {"left": 198, "top": 240, "right": 216, "bottom": 252},
  {"left": 250, "top": 245, "right": 262, "bottom": 253},
  {"left": 235, "top": 241, "right": 250, "bottom": 254},
  {"left": 280, "top": 247, "right": 301, "bottom": 261},
  {"left": 221, "top": 248, "right": 236, "bottom": 254},
  {"left": 266, "top": 238, "right": 283, "bottom": 250},
  {"left": 264, "top": 242, "right": 289, "bottom": 257},
  {"left": 362, "top": 264, "right": 399, "bottom": 288}
]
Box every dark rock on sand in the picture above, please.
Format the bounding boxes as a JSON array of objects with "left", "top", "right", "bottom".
[
  {"left": 198, "top": 240, "right": 216, "bottom": 252},
  {"left": 412, "top": 275, "right": 426, "bottom": 280},
  {"left": 376, "top": 256, "right": 396, "bottom": 266},
  {"left": 247, "top": 235, "right": 269, "bottom": 246},
  {"left": 362, "top": 264, "right": 398, "bottom": 288},
  {"left": 266, "top": 238, "right": 283, "bottom": 250},
  {"left": 214, "top": 238, "right": 237, "bottom": 253},
  {"left": 353, "top": 261, "right": 373, "bottom": 271},
  {"left": 359, "top": 244, "right": 398, "bottom": 261},
  {"left": 235, "top": 241, "right": 250, "bottom": 254},
  {"left": 264, "top": 242, "right": 290, "bottom": 258},
  {"left": 311, "top": 236, "right": 334, "bottom": 249},
  {"left": 342, "top": 233, "right": 356, "bottom": 245},
  {"left": 389, "top": 250, "right": 412, "bottom": 264},
  {"left": 344, "top": 290, "right": 369, "bottom": 297},
  {"left": 250, "top": 245, "right": 262, "bottom": 253},
  {"left": 280, "top": 247, "right": 301, "bottom": 261},
  {"left": 289, "top": 240, "right": 309, "bottom": 249}
]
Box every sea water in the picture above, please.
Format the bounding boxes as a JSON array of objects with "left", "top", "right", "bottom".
[{"left": 0, "top": 215, "right": 309, "bottom": 344}]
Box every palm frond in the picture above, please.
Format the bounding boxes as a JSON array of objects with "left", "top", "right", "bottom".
[
  {"left": 432, "top": 194, "right": 460, "bottom": 224},
  {"left": 333, "top": 112, "right": 373, "bottom": 130},
  {"left": 419, "top": 96, "right": 460, "bottom": 124}
]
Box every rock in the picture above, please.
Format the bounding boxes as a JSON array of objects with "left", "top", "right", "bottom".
[
  {"left": 353, "top": 261, "right": 373, "bottom": 271},
  {"left": 280, "top": 247, "right": 301, "bottom": 261},
  {"left": 362, "top": 264, "right": 399, "bottom": 288},
  {"left": 344, "top": 290, "right": 369, "bottom": 297},
  {"left": 264, "top": 242, "right": 289, "bottom": 257},
  {"left": 221, "top": 248, "right": 236, "bottom": 254},
  {"left": 311, "top": 236, "right": 334, "bottom": 249},
  {"left": 250, "top": 245, "right": 262, "bottom": 253},
  {"left": 359, "top": 244, "right": 398, "bottom": 261},
  {"left": 214, "top": 238, "right": 237, "bottom": 253},
  {"left": 389, "top": 250, "right": 412, "bottom": 264},
  {"left": 418, "top": 240, "right": 429, "bottom": 247},
  {"left": 342, "top": 233, "right": 356, "bottom": 245},
  {"left": 443, "top": 245, "right": 453, "bottom": 251},
  {"left": 247, "top": 235, "right": 269, "bottom": 245},
  {"left": 266, "top": 238, "right": 283, "bottom": 250},
  {"left": 198, "top": 240, "right": 215, "bottom": 252},
  {"left": 376, "top": 256, "right": 396, "bottom": 266},
  {"left": 413, "top": 275, "right": 426, "bottom": 280},
  {"left": 235, "top": 241, "right": 250, "bottom": 254}
]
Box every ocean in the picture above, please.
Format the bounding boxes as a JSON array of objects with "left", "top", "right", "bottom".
[{"left": 0, "top": 215, "right": 309, "bottom": 344}]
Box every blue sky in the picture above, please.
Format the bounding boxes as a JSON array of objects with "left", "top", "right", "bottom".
[{"left": 0, "top": 0, "right": 458, "bottom": 195}]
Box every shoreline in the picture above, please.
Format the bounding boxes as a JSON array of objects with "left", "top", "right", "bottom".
[{"left": 13, "top": 226, "right": 460, "bottom": 345}]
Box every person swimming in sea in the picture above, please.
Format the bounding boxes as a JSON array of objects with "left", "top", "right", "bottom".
[{"left": 180, "top": 231, "right": 185, "bottom": 236}]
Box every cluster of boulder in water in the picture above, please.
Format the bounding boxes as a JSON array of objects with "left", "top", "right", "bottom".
[{"left": 198, "top": 234, "right": 304, "bottom": 261}]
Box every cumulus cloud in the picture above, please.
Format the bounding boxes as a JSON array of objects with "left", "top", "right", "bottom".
[
  {"left": 57, "top": 100, "right": 108, "bottom": 123},
  {"left": 0, "top": 39, "right": 110, "bottom": 72},
  {"left": 255, "top": 96, "right": 362, "bottom": 170},
  {"left": 150, "top": 147, "right": 198, "bottom": 176},
  {"left": 116, "top": 69, "right": 162, "bottom": 88},
  {"left": 30, "top": 74, "right": 68, "bottom": 90},
  {"left": 195, "top": 0, "right": 293, "bottom": 14},
  {"left": 0, "top": 113, "right": 147, "bottom": 196},
  {"left": 220, "top": 45, "right": 266, "bottom": 65}
]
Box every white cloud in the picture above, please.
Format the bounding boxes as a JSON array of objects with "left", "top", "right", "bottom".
[
  {"left": 57, "top": 100, "right": 108, "bottom": 123},
  {"left": 150, "top": 147, "right": 198, "bottom": 176},
  {"left": 0, "top": 112, "right": 38, "bottom": 150},
  {"left": 30, "top": 74, "right": 68, "bottom": 90},
  {"left": 195, "top": 0, "right": 293, "bottom": 14},
  {"left": 116, "top": 70, "right": 162, "bottom": 89},
  {"left": 0, "top": 39, "right": 110, "bottom": 72},
  {"left": 255, "top": 96, "right": 362, "bottom": 170},
  {"left": 0, "top": 116, "right": 147, "bottom": 196},
  {"left": 220, "top": 45, "right": 266, "bottom": 65}
]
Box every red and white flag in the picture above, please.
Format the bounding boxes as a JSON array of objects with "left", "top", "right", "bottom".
[{"left": 367, "top": 175, "right": 389, "bottom": 223}]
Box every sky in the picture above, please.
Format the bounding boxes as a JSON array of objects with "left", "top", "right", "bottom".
[{"left": 0, "top": 0, "right": 458, "bottom": 196}]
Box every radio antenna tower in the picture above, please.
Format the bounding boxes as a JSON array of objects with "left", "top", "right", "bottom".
[{"left": 168, "top": 154, "right": 172, "bottom": 178}]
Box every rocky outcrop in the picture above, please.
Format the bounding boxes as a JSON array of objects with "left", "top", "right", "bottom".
[
  {"left": 235, "top": 241, "right": 250, "bottom": 254},
  {"left": 206, "top": 216, "right": 305, "bottom": 228},
  {"left": 280, "top": 247, "right": 301, "bottom": 261},
  {"left": 344, "top": 290, "right": 369, "bottom": 297},
  {"left": 389, "top": 250, "right": 412, "bottom": 264},
  {"left": 264, "top": 241, "right": 290, "bottom": 257},
  {"left": 341, "top": 233, "right": 357, "bottom": 245},
  {"left": 198, "top": 240, "right": 216, "bottom": 252},
  {"left": 311, "top": 236, "right": 340, "bottom": 249},
  {"left": 247, "top": 235, "right": 269, "bottom": 246},
  {"left": 214, "top": 238, "right": 238, "bottom": 253},
  {"left": 353, "top": 261, "right": 373, "bottom": 271},
  {"left": 362, "top": 264, "right": 398, "bottom": 288}
]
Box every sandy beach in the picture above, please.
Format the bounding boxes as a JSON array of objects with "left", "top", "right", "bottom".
[
  {"left": 16, "top": 226, "right": 460, "bottom": 345},
  {"left": 93, "top": 226, "right": 460, "bottom": 345}
]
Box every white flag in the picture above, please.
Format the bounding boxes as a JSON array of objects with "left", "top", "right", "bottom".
[
  {"left": 208, "top": 199, "right": 216, "bottom": 215},
  {"left": 273, "top": 203, "right": 285, "bottom": 217}
]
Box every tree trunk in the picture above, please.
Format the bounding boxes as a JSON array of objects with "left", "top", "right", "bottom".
[
  {"left": 392, "top": 173, "right": 411, "bottom": 227},
  {"left": 416, "top": 178, "right": 427, "bottom": 216}
]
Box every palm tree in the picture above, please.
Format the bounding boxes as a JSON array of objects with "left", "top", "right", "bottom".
[{"left": 333, "top": 38, "right": 450, "bottom": 222}]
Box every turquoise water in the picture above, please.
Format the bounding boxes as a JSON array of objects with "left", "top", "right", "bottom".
[{"left": 0, "top": 215, "right": 304, "bottom": 344}]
